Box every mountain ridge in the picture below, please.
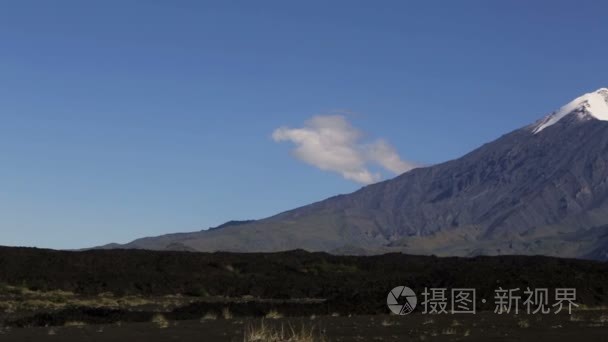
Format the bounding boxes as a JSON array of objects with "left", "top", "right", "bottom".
[{"left": 99, "top": 88, "right": 608, "bottom": 261}]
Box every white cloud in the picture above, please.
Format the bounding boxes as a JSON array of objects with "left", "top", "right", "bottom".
[{"left": 272, "top": 115, "right": 416, "bottom": 184}]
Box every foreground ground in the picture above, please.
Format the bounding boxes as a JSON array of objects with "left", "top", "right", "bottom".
[
  {"left": 1, "top": 311, "right": 608, "bottom": 342},
  {"left": 1, "top": 247, "right": 607, "bottom": 340}
]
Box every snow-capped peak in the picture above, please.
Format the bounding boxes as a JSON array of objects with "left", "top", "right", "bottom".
[{"left": 533, "top": 88, "right": 608, "bottom": 134}]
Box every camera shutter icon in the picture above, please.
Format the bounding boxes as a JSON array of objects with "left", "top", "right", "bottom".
[{"left": 387, "top": 286, "right": 417, "bottom": 315}]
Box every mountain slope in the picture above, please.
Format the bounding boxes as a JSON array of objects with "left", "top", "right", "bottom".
[{"left": 103, "top": 88, "right": 608, "bottom": 260}]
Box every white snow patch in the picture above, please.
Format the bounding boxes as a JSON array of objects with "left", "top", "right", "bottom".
[{"left": 533, "top": 88, "right": 608, "bottom": 134}]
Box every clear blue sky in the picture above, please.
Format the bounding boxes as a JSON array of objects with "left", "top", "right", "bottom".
[{"left": 1, "top": 1, "right": 607, "bottom": 249}]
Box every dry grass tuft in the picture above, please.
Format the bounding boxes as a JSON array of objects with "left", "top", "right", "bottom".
[
  {"left": 201, "top": 312, "right": 218, "bottom": 321},
  {"left": 381, "top": 319, "right": 396, "bottom": 327},
  {"left": 517, "top": 319, "right": 530, "bottom": 328},
  {"left": 151, "top": 314, "right": 170, "bottom": 329},
  {"left": 64, "top": 321, "right": 87, "bottom": 327},
  {"left": 222, "top": 307, "right": 233, "bottom": 320},
  {"left": 441, "top": 328, "right": 456, "bottom": 335},
  {"left": 570, "top": 314, "right": 585, "bottom": 322},
  {"left": 265, "top": 310, "right": 283, "bottom": 319},
  {"left": 243, "top": 320, "right": 327, "bottom": 342}
]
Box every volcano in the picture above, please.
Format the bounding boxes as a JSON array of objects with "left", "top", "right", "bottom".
[{"left": 101, "top": 88, "right": 608, "bottom": 261}]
